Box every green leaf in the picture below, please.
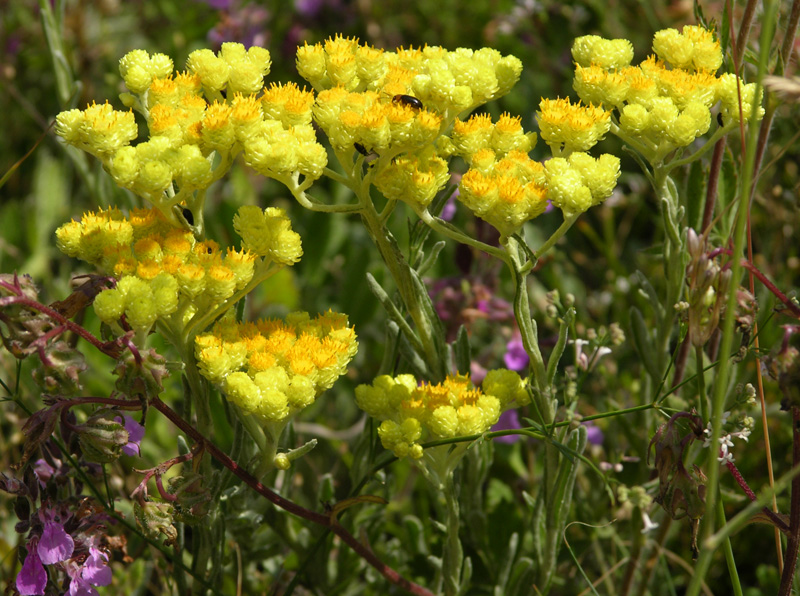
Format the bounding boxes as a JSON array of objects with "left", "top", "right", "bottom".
[
  {"left": 630, "top": 306, "right": 661, "bottom": 381},
  {"left": 454, "top": 325, "right": 471, "bottom": 375}
]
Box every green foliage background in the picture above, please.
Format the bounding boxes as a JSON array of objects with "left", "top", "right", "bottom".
[{"left": 2, "top": 1, "right": 799, "bottom": 595}]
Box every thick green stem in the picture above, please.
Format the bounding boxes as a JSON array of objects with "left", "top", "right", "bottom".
[{"left": 360, "top": 201, "right": 447, "bottom": 381}]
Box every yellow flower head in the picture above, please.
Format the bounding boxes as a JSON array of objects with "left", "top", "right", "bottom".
[
  {"left": 537, "top": 97, "right": 611, "bottom": 154},
  {"left": 232, "top": 205, "right": 303, "bottom": 265},
  {"left": 373, "top": 147, "right": 450, "bottom": 211},
  {"left": 652, "top": 26, "right": 722, "bottom": 72},
  {"left": 458, "top": 150, "right": 549, "bottom": 238},
  {"left": 545, "top": 152, "right": 620, "bottom": 217},
  {"left": 355, "top": 373, "right": 504, "bottom": 459},
  {"left": 56, "top": 102, "right": 139, "bottom": 159},
  {"left": 572, "top": 35, "right": 634, "bottom": 70},
  {"left": 196, "top": 311, "right": 357, "bottom": 427}
]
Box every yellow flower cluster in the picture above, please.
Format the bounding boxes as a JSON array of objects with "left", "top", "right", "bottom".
[
  {"left": 298, "top": 36, "right": 523, "bottom": 113},
  {"left": 194, "top": 311, "right": 358, "bottom": 426},
  {"left": 545, "top": 152, "right": 621, "bottom": 217},
  {"left": 232, "top": 205, "right": 303, "bottom": 265},
  {"left": 570, "top": 27, "right": 764, "bottom": 160},
  {"left": 373, "top": 147, "right": 450, "bottom": 211},
  {"left": 447, "top": 112, "right": 537, "bottom": 160},
  {"left": 299, "top": 36, "right": 523, "bottom": 156},
  {"left": 312, "top": 86, "right": 443, "bottom": 153},
  {"left": 458, "top": 150, "right": 549, "bottom": 238},
  {"left": 355, "top": 369, "right": 528, "bottom": 459},
  {"left": 537, "top": 98, "right": 611, "bottom": 154},
  {"left": 56, "top": 44, "right": 328, "bottom": 217},
  {"left": 56, "top": 206, "right": 300, "bottom": 334}
]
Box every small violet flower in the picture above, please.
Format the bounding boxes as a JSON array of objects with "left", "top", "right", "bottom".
[
  {"left": 583, "top": 421, "right": 604, "bottom": 446},
  {"left": 17, "top": 543, "right": 47, "bottom": 596},
  {"left": 492, "top": 409, "right": 522, "bottom": 443},
  {"left": 504, "top": 337, "right": 529, "bottom": 371},
  {"left": 117, "top": 415, "right": 145, "bottom": 457}
]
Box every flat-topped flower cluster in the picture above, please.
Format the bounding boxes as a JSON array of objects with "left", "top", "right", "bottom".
[
  {"left": 568, "top": 26, "right": 764, "bottom": 163},
  {"left": 355, "top": 369, "right": 529, "bottom": 459},
  {"left": 195, "top": 311, "right": 358, "bottom": 427},
  {"left": 55, "top": 205, "right": 301, "bottom": 336}
]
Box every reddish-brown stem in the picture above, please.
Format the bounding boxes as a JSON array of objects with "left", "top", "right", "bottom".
[
  {"left": 150, "top": 396, "right": 435, "bottom": 596},
  {"left": 0, "top": 276, "right": 127, "bottom": 359},
  {"left": 725, "top": 458, "right": 789, "bottom": 533},
  {"left": 777, "top": 407, "right": 800, "bottom": 595},
  {"left": 715, "top": 250, "right": 800, "bottom": 320},
  {"left": 132, "top": 449, "right": 198, "bottom": 501}
]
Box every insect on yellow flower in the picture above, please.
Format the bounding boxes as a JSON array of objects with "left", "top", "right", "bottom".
[{"left": 392, "top": 94, "right": 424, "bottom": 110}]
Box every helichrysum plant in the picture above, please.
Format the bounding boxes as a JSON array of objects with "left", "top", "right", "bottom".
[{"left": 5, "top": 11, "right": 793, "bottom": 596}]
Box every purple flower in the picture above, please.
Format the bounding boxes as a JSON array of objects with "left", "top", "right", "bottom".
[
  {"left": 294, "top": 0, "right": 324, "bottom": 16},
  {"left": 440, "top": 194, "right": 457, "bottom": 221},
  {"left": 583, "top": 421, "right": 604, "bottom": 446},
  {"left": 17, "top": 545, "right": 47, "bottom": 596},
  {"left": 81, "top": 548, "right": 112, "bottom": 587},
  {"left": 68, "top": 577, "right": 99, "bottom": 596},
  {"left": 492, "top": 409, "right": 522, "bottom": 443},
  {"left": 38, "top": 517, "right": 74, "bottom": 565},
  {"left": 503, "top": 337, "right": 529, "bottom": 371},
  {"left": 32, "top": 459, "right": 56, "bottom": 486},
  {"left": 117, "top": 415, "right": 145, "bottom": 457},
  {"left": 470, "top": 361, "right": 487, "bottom": 384},
  {"left": 197, "top": 0, "right": 232, "bottom": 8}
]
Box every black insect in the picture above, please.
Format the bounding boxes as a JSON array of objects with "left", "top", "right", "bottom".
[
  {"left": 354, "top": 142, "right": 369, "bottom": 156},
  {"left": 182, "top": 207, "right": 194, "bottom": 227},
  {"left": 717, "top": 112, "right": 724, "bottom": 127},
  {"left": 392, "top": 94, "right": 423, "bottom": 110}
]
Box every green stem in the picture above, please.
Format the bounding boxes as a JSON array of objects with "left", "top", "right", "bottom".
[
  {"left": 695, "top": 345, "right": 709, "bottom": 423},
  {"left": 442, "top": 476, "right": 464, "bottom": 596},
  {"left": 534, "top": 214, "right": 580, "bottom": 259},
  {"left": 686, "top": 2, "right": 778, "bottom": 592},
  {"left": 718, "top": 498, "right": 744, "bottom": 596}
]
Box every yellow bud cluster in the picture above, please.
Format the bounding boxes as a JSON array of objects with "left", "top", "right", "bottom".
[
  {"left": 572, "top": 35, "right": 634, "bottom": 70},
  {"left": 186, "top": 43, "right": 271, "bottom": 96},
  {"left": 458, "top": 150, "right": 549, "bottom": 238},
  {"left": 232, "top": 205, "right": 303, "bottom": 266},
  {"left": 716, "top": 73, "right": 765, "bottom": 124},
  {"left": 449, "top": 112, "right": 537, "bottom": 159},
  {"left": 261, "top": 82, "right": 316, "bottom": 128},
  {"left": 537, "top": 98, "right": 611, "bottom": 154},
  {"left": 119, "top": 50, "right": 174, "bottom": 94},
  {"left": 373, "top": 147, "right": 450, "bottom": 211},
  {"left": 652, "top": 26, "right": 722, "bottom": 72},
  {"left": 298, "top": 36, "right": 523, "bottom": 117},
  {"left": 194, "top": 311, "right": 358, "bottom": 426},
  {"left": 568, "top": 27, "right": 762, "bottom": 162},
  {"left": 109, "top": 139, "right": 213, "bottom": 201},
  {"left": 355, "top": 371, "right": 525, "bottom": 459},
  {"left": 544, "top": 152, "right": 620, "bottom": 217},
  {"left": 55, "top": 102, "right": 138, "bottom": 159}
]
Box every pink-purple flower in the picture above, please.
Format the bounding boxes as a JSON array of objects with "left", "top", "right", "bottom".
[
  {"left": 503, "top": 337, "right": 529, "bottom": 371},
  {"left": 16, "top": 542, "right": 47, "bottom": 596},
  {"left": 117, "top": 415, "right": 145, "bottom": 457}
]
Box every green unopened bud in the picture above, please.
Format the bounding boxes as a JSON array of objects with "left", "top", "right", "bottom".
[
  {"left": 134, "top": 500, "right": 177, "bottom": 546},
  {"left": 168, "top": 472, "right": 212, "bottom": 525},
  {"left": 77, "top": 413, "right": 129, "bottom": 463}
]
